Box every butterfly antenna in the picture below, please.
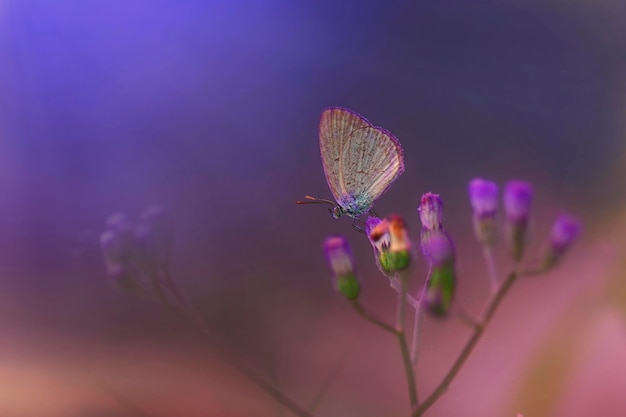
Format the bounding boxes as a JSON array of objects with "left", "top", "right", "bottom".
[{"left": 296, "top": 195, "right": 336, "bottom": 206}]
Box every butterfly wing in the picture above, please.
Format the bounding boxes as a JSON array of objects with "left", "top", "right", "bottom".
[
  {"left": 319, "top": 107, "right": 404, "bottom": 216},
  {"left": 341, "top": 125, "right": 404, "bottom": 211},
  {"left": 319, "top": 107, "right": 371, "bottom": 203}
]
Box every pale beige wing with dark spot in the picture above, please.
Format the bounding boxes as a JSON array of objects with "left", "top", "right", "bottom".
[{"left": 319, "top": 107, "right": 371, "bottom": 202}]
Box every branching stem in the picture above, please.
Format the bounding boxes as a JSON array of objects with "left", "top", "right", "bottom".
[{"left": 412, "top": 272, "right": 518, "bottom": 417}]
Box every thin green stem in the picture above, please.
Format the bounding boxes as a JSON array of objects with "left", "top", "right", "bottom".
[
  {"left": 410, "top": 306, "right": 424, "bottom": 365},
  {"left": 398, "top": 330, "right": 418, "bottom": 410},
  {"left": 396, "top": 275, "right": 408, "bottom": 331},
  {"left": 390, "top": 278, "right": 420, "bottom": 310},
  {"left": 410, "top": 277, "right": 429, "bottom": 365},
  {"left": 350, "top": 301, "right": 396, "bottom": 335},
  {"left": 156, "top": 269, "right": 316, "bottom": 417},
  {"left": 351, "top": 296, "right": 418, "bottom": 410},
  {"left": 482, "top": 246, "right": 499, "bottom": 293},
  {"left": 307, "top": 343, "right": 353, "bottom": 413},
  {"left": 412, "top": 272, "right": 518, "bottom": 417},
  {"left": 452, "top": 304, "right": 480, "bottom": 329},
  {"left": 396, "top": 274, "right": 418, "bottom": 410}
]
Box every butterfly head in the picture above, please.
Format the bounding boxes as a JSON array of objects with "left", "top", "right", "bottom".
[{"left": 331, "top": 206, "right": 345, "bottom": 219}]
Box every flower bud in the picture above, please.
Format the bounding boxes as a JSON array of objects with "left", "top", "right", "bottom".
[
  {"left": 139, "top": 205, "right": 176, "bottom": 260},
  {"left": 504, "top": 180, "right": 533, "bottom": 222},
  {"left": 106, "top": 263, "right": 143, "bottom": 293},
  {"left": 420, "top": 230, "right": 456, "bottom": 317},
  {"left": 367, "top": 215, "right": 413, "bottom": 273},
  {"left": 423, "top": 262, "right": 456, "bottom": 317},
  {"left": 100, "top": 230, "right": 119, "bottom": 264},
  {"left": 386, "top": 215, "right": 411, "bottom": 271},
  {"left": 367, "top": 217, "right": 393, "bottom": 274},
  {"left": 468, "top": 178, "right": 498, "bottom": 246},
  {"left": 106, "top": 212, "right": 133, "bottom": 235},
  {"left": 503, "top": 180, "right": 534, "bottom": 261},
  {"left": 100, "top": 230, "right": 133, "bottom": 265},
  {"left": 542, "top": 214, "right": 581, "bottom": 270},
  {"left": 131, "top": 223, "right": 163, "bottom": 274},
  {"left": 421, "top": 231, "right": 455, "bottom": 267},
  {"left": 324, "top": 236, "right": 360, "bottom": 300},
  {"left": 418, "top": 193, "right": 444, "bottom": 232}
]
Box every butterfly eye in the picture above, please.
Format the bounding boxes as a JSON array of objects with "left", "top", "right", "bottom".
[{"left": 332, "top": 207, "right": 343, "bottom": 219}]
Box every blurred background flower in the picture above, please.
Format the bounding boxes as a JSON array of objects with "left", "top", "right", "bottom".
[{"left": 0, "top": 1, "right": 625, "bottom": 416}]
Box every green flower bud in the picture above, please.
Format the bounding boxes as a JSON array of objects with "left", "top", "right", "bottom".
[
  {"left": 324, "top": 236, "right": 360, "bottom": 301},
  {"left": 423, "top": 263, "right": 456, "bottom": 317},
  {"left": 336, "top": 274, "right": 360, "bottom": 300}
]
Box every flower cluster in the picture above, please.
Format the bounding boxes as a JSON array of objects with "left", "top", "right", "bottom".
[
  {"left": 100, "top": 205, "right": 176, "bottom": 295},
  {"left": 97, "top": 181, "right": 582, "bottom": 417},
  {"left": 319, "top": 178, "right": 581, "bottom": 416},
  {"left": 468, "top": 178, "right": 581, "bottom": 269}
]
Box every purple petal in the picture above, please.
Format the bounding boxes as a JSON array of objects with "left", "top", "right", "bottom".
[
  {"left": 503, "top": 180, "right": 533, "bottom": 222},
  {"left": 550, "top": 214, "right": 581, "bottom": 250},
  {"left": 468, "top": 178, "right": 498, "bottom": 218},
  {"left": 418, "top": 192, "right": 444, "bottom": 231},
  {"left": 324, "top": 235, "right": 354, "bottom": 277}
]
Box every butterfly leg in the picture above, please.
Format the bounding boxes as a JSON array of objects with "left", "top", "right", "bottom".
[
  {"left": 351, "top": 218, "right": 366, "bottom": 234},
  {"left": 369, "top": 208, "right": 381, "bottom": 218}
]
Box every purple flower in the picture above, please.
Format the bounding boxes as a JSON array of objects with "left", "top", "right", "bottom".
[
  {"left": 323, "top": 236, "right": 360, "bottom": 300},
  {"left": 139, "top": 205, "right": 176, "bottom": 254},
  {"left": 106, "top": 263, "right": 142, "bottom": 293},
  {"left": 100, "top": 230, "right": 122, "bottom": 265},
  {"left": 100, "top": 205, "right": 180, "bottom": 299},
  {"left": 365, "top": 216, "right": 388, "bottom": 252},
  {"left": 550, "top": 214, "right": 581, "bottom": 250},
  {"left": 542, "top": 214, "right": 582, "bottom": 269},
  {"left": 503, "top": 180, "right": 533, "bottom": 223},
  {"left": 106, "top": 212, "right": 133, "bottom": 235},
  {"left": 421, "top": 231, "right": 455, "bottom": 267},
  {"left": 418, "top": 192, "right": 444, "bottom": 232},
  {"left": 367, "top": 216, "right": 411, "bottom": 273},
  {"left": 324, "top": 236, "right": 355, "bottom": 278},
  {"left": 365, "top": 216, "right": 382, "bottom": 237},
  {"left": 468, "top": 178, "right": 498, "bottom": 218},
  {"left": 468, "top": 178, "right": 499, "bottom": 246},
  {"left": 421, "top": 232, "right": 457, "bottom": 317},
  {"left": 503, "top": 180, "right": 533, "bottom": 261}
]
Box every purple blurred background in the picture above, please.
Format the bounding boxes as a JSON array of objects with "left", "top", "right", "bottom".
[{"left": 1, "top": 1, "right": 625, "bottom": 416}]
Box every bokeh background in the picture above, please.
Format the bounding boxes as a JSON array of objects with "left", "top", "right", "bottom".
[{"left": 1, "top": 1, "right": 625, "bottom": 416}]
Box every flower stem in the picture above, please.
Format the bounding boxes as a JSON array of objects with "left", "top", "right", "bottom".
[
  {"left": 410, "top": 306, "right": 424, "bottom": 365},
  {"left": 412, "top": 272, "right": 518, "bottom": 417},
  {"left": 350, "top": 301, "right": 397, "bottom": 334},
  {"left": 398, "top": 329, "right": 418, "bottom": 410},
  {"left": 410, "top": 278, "right": 428, "bottom": 365},
  {"left": 482, "top": 246, "right": 499, "bottom": 293},
  {"left": 351, "top": 291, "right": 418, "bottom": 411},
  {"left": 396, "top": 275, "right": 419, "bottom": 410},
  {"left": 157, "top": 270, "right": 316, "bottom": 417},
  {"left": 396, "top": 275, "right": 408, "bottom": 331}
]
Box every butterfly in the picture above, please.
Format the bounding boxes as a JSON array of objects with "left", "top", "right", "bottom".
[{"left": 298, "top": 107, "right": 405, "bottom": 220}]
